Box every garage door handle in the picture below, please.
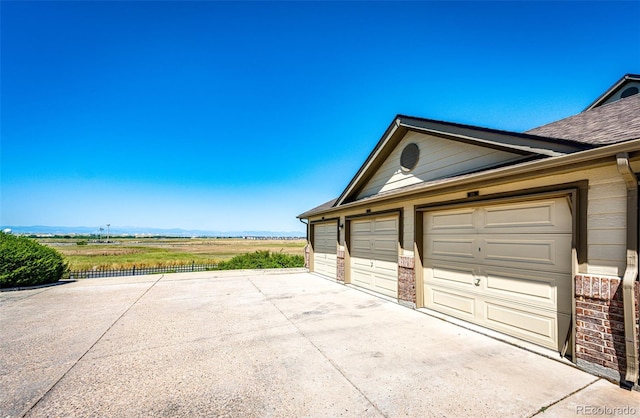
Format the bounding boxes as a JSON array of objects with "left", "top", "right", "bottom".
[{"left": 474, "top": 278, "right": 481, "bottom": 287}]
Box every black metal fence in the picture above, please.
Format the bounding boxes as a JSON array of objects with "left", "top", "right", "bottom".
[{"left": 69, "top": 262, "right": 219, "bottom": 279}]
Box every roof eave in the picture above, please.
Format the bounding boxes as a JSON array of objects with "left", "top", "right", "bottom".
[
  {"left": 398, "top": 116, "right": 592, "bottom": 153},
  {"left": 334, "top": 117, "right": 404, "bottom": 206},
  {"left": 334, "top": 115, "right": 589, "bottom": 207},
  {"left": 399, "top": 122, "right": 569, "bottom": 157},
  {"left": 584, "top": 74, "right": 640, "bottom": 111}
]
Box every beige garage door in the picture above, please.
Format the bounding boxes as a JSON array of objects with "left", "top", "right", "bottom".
[
  {"left": 350, "top": 216, "right": 398, "bottom": 298},
  {"left": 423, "top": 197, "right": 572, "bottom": 350},
  {"left": 313, "top": 222, "right": 337, "bottom": 278}
]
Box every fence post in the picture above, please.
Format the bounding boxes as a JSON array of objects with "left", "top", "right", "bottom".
[
  {"left": 192, "top": 261, "right": 194, "bottom": 272},
  {"left": 133, "top": 265, "right": 136, "bottom": 276}
]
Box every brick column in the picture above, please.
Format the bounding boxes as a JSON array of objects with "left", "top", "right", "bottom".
[
  {"left": 336, "top": 249, "right": 345, "bottom": 282},
  {"left": 304, "top": 245, "right": 310, "bottom": 269},
  {"left": 575, "top": 274, "right": 640, "bottom": 384},
  {"left": 398, "top": 256, "right": 416, "bottom": 307}
]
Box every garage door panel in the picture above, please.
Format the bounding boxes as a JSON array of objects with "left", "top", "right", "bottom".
[
  {"left": 483, "top": 235, "right": 572, "bottom": 271},
  {"left": 373, "top": 218, "right": 398, "bottom": 233},
  {"left": 429, "top": 287, "right": 477, "bottom": 318},
  {"left": 352, "top": 221, "right": 372, "bottom": 234},
  {"left": 485, "top": 302, "right": 558, "bottom": 348},
  {"left": 427, "top": 237, "right": 478, "bottom": 260},
  {"left": 485, "top": 270, "right": 553, "bottom": 305},
  {"left": 372, "top": 274, "right": 397, "bottom": 297},
  {"left": 373, "top": 238, "right": 397, "bottom": 261},
  {"left": 427, "top": 209, "right": 475, "bottom": 232},
  {"left": 484, "top": 239, "right": 555, "bottom": 266},
  {"left": 351, "top": 269, "right": 371, "bottom": 288},
  {"left": 352, "top": 238, "right": 396, "bottom": 261},
  {"left": 351, "top": 237, "right": 371, "bottom": 255},
  {"left": 352, "top": 257, "right": 371, "bottom": 269},
  {"left": 426, "top": 262, "right": 476, "bottom": 287},
  {"left": 484, "top": 268, "right": 571, "bottom": 312},
  {"left": 373, "top": 259, "right": 397, "bottom": 275},
  {"left": 481, "top": 199, "right": 572, "bottom": 233},
  {"left": 351, "top": 258, "right": 373, "bottom": 272}
]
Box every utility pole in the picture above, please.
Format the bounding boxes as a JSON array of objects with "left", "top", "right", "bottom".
[
  {"left": 106, "top": 224, "right": 110, "bottom": 243},
  {"left": 99, "top": 227, "right": 104, "bottom": 242}
]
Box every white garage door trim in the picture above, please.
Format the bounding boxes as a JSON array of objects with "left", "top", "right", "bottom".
[
  {"left": 349, "top": 214, "right": 399, "bottom": 298},
  {"left": 422, "top": 196, "right": 573, "bottom": 351},
  {"left": 313, "top": 221, "right": 338, "bottom": 279}
]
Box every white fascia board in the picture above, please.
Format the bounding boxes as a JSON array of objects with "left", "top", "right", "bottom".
[
  {"left": 400, "top": 123, "right": 567, "bottom": 157},
  {"left": 335, "top": 118, "right": 401, "bottom": 206}
]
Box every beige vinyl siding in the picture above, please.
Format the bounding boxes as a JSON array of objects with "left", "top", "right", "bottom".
[
  {"left": 585, "top": 174, "right": 627, "bottom": 276},
  {"left": 402, "top": 203, "right": 414, "bottom": 250},
  {"left": 356, "top": 131, "right": 524, "bottom": 199}
]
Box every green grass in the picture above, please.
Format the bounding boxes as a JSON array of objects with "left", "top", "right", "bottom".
[
  {"left": 42, "top": 237, "right": 306, "bottom": 270},
  {"left": 62, "top": 246, "right": 215, "bottom": 270}
]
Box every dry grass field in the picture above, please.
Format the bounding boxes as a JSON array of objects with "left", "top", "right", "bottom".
[{"left": 41, "top": 237, "right": 306, "bottom": 270}]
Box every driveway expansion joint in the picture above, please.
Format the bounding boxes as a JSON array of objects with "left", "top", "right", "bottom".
[
  {"left": 19, "top": 274, "right": 165, "bottom": 418},
  {"left": 246, "top": 276, "right": 388, "bottom": 418},
  {"left": 527, "top": 377, "right": 601, "bottom": 417}
]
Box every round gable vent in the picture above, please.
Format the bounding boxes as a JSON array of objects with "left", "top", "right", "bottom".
[
  {"left": 621, "top": 86, "right": 639, "bottom": 99},
  {"left": 400, "top": 143, "right": 420, "bottom": 172}
]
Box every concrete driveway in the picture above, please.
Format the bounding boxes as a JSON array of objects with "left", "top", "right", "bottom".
[{"left": 1, "top": 270, "right": 639, "bottom": 417}]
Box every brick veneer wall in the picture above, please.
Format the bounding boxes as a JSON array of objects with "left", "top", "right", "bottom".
[
  {"left": 337, "top": 249, "right": 345, "bottom": 282},
  {"left": 398, "top": 256, "right": 416, "bottom": 305},
  {"left": 304, "top": 245, "right": 310, "bottom": 269},
  {"left": 575, "top": 274, "right": 640, "bottom": 384}
]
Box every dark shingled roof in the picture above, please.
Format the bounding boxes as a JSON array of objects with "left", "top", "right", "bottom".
[
  {"left": 297, "top": 198, "right": 338, "bottom": 218},
  {"left": 525, "top": 93, "right": 640, "bottom": 145}
]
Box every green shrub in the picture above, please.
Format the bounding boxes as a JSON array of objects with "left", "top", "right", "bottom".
[
  {"left": 215, "top": 250, "right": 304, "bottom": 270},
  {"left": 0, "top": 232, "right": 69, "bottom": 288},
  {"left": 76, "top": 240, "right": 88, "bottom": 246}
]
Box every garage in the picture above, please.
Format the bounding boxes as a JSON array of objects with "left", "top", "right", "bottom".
[
  {"left": 423, "top": 197, "right": 572, "bottom": 350},
  {"left": 312, "top": 221, "right": 338, "bottom": 278},
  {"left": 350, "top": 215, "right": 399, "bottom": 298}
]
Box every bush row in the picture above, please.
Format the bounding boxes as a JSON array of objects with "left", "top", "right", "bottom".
[
  {"left": 0, "top": 232, "right": 69, "bottom": 288},
  {"left": 215, "top": 250, "right": 304, "bottom": 270}
]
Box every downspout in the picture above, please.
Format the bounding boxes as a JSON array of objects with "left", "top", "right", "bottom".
[
  {"left": 299, "top": 218, "right": 310, "bottom": 269},
  {"left": 616, "top": 153, "right": 639, "bottom": 386}
]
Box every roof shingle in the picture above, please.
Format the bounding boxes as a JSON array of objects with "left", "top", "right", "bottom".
[
  {"left": 297, "top": 198, "right": 337, "bottom": 219},
  {"left": 525, "top": 93, "right": 640, "bottom": 145}
]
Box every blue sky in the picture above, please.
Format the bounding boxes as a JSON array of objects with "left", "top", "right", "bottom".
[{"left": 1, "top": 1, "right": 639, "bottom": 234}]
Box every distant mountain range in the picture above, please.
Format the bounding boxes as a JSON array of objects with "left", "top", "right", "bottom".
[{"left": 1, "top": 225, "right": 305, "bottom": 238}]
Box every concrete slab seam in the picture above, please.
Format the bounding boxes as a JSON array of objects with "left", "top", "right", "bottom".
[
  {"left": 0, "top": 288, "right": 53, "bottom": 305},
  {"left": 0, "top": 280, "right": 75, "bottom": 293},
  {"left": 245, "top": 276, "right": 388, "bottom": 418},
  {"left": 20, "top": 274, "right": 166, "bottom": 418},
  {"left": 527, "top": 378, "right": 601, "bottom": 417}
]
